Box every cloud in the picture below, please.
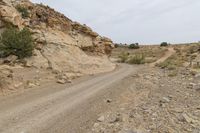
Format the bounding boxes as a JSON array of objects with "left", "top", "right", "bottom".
[{"left": 31, "top": 0, "right": 200, "bottom": 44}]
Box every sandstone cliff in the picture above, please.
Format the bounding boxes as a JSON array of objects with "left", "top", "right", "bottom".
[{"left": 0, "top": 0, "right": 115, "bottom": 95}]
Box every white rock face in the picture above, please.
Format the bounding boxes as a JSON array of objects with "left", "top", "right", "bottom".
[{"left": 0, "top": 0, "right": 116, "bottom": 93}]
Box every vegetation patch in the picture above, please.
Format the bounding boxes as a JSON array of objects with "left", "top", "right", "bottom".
[
  {"left": 157, "top": 53, "right": 184, "bottom": 70},
  {"left": 128, "top": 54, "right": 145, "bottom": 64},
  {"left": 0, "top": 27, "right": 34, "bottom": 59},
  {"left": 160, "top": 42, "right": 169, "bottom": 47},
  {"left": 129, "top": 43, "right": 140, "bottom": 49},
  {"left": 16, "top": 5, "right": 29, "bottom": 19},
  {"left": 118, "top": 52, "right": 129, "bottom": 63},
  {"left": 113, "top": 45, "right": 167, "bottom": 65}
]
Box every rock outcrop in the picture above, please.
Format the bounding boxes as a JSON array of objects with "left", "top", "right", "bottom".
[{"left": 0, "top": 0, "right": 115, "bottom": 94}]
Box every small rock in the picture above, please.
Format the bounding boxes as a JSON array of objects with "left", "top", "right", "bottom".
[
  {"left": 14, "top": 82, "right": 23, "bottom": 88},
  {"left": 195, "top": 73, "right": 200, "bottom": 78},
  {"left": 57, "top": 79, "right": 67, "bottom": 84},
  {"left": 93, "top": 123, "right": 99, "bottom": 128},
  {"left": 106, "top": 99, "right": 112, "bottom": 103},
  {"left": 35, "top": 81, "right": 40, "bottom": 86},
  {"left": 188, "top": 83, "right": 196, "bottom": 89},
  {"left": 188, "top": 83, "right": 200, "bottom": 91},
  {"left": 197, "top": 106, "right": 200, "bottom": 110},
  {"left": 108, "top": 113, "right": 121, "bottom": 123},
  {"left": 24, "top": 60, "right": 32, "bottom": 67},
  {"left": 160, "top": 84, "right": 165, "bottom": 87},
  {"left": 182, "top": 113, "right": 196, "bottom": 123},
  {"left": 3, "top": 55, "right": 18, "bottom": 63},
  {"left": 67, "top": 80, "right": 72, "bottom": 83},
  {"left": 144, "top": 75, "right": 151, "bottom": 80},
  {"left": 131, "top": 74, "right": 139, "bottom": 78},
  {"left": 97, "top": 116, "right": 105, "bottom": 122},
  {"left": 160, "top": 97, "right": 170, "bottom": 103},
  {"left": 177, "top": 114, "right": 185, "bottom": 122},
  {"left": 27, "top": 82, "right": 36, "bottom": 88}
]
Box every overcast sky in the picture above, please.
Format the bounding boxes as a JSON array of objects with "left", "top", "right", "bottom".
[{"left": 31, "top": 0, "right": 200, "bottom": 44}]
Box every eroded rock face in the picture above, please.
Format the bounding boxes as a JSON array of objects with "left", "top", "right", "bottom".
[
  {"left": 0, "top": 0, "right": 115, "bottom": 93},
  {"left": 0, "top": 0, "right": 24, "bottom": 28}
]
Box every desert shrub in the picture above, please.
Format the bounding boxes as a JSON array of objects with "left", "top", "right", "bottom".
[
  {"left": 129, "top": 43, "right": 140, "bottom": 49},
  {"left": 16, "top": 5, "right": 29, "bottom": 19},
  {"left": 188, "top": 45, "right": 200, "bottom": 54},
  {"left": 0, "top": 27, "right": 34, "bottom": 59},
  {"left": 114, "top": 44, "right": 119, "bottom": 48},
  {"left": 128, "top": 54, "right": 145, "bottom": 64},
  {"left": 157, "top": 60, "right": 176, "bottom": 70},
  {"left": 156, "top": 54, "right": 183, "bottom": 70},
  {"left": 118, "top": 52, "right": 129, "bottom": 63},
  {"left": 160, "top": 42, "right": 169, "bottom": 47}
]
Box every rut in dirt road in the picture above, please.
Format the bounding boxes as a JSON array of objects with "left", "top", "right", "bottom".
[{"left": 0, "top": 64, "right": 139, "bottom": 133}]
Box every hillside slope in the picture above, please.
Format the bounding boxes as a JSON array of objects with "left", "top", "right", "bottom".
[{"left": 0, "top": 0, "right": 115, "bottom": 95}]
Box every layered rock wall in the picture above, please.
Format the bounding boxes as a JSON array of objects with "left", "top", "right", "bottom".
[{"left": 0, "top": 0, "right": 115, "bottom": 75}]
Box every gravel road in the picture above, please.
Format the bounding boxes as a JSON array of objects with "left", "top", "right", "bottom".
[{"left": 0, "top": 64, "right": 140, "bottom": 133}]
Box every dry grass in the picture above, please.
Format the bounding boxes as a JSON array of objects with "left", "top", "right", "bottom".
[
  {"left": 157, "top": 43, "right": 200, "bottom": 70},
  {"left": 112, "top": 45, "right": 167, "bottom": 64},
  {"left": 127, "top": 54, "right": 145, "bottom": 64},
  {"left": 156, "top": 54, "right": 184, "bottom": 70}
]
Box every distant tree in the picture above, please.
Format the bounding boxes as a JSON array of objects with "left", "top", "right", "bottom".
[
  {"left": 129, "top": 43, "right": 140, "bottom": 49},
  {"left": 114, "top": 44, "right": 119, "bottom": 48},
  {"left": 160, "top": 42, "right": 169, "bottom": 47}
]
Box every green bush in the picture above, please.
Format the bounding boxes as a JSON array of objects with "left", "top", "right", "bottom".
[
  {"left": 160, "top": 42, "right": 169, "bottom": 47},
  {"left": 0, "top": 27, "right": 34, "bottom": 59},
  {"left": 128, "top": 54, "right": 145, "bottom": 64},
  {"left": 16, "top": 5, "right": 29, "bottom": 19},
  {"left": 129, "top": 43, "right": 140, "bottom": 49}
]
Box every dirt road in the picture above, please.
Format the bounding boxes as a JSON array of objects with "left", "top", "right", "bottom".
[
  {"left": 0, "top": 64, "right": 141, "bottom": 133},
  {"left": 150, "top": 47, "right": 176, "bottom": 67}
]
